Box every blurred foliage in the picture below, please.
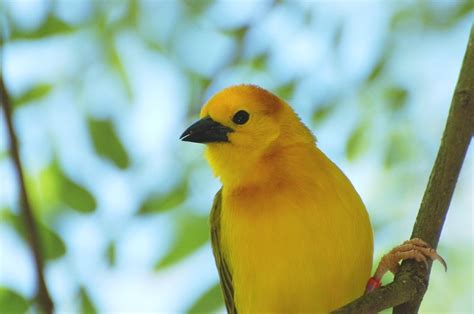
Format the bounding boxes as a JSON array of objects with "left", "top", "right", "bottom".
[
  {"left": 59, "top": 166, "right": 97, "bottom": 213},
  {"left": 10, "top": 15, "right": 74, "bottom": 40},
  {"left": 139, "top": 180, "right": 188, "bottom": 214},
  {"left": 79, "top": 286, "right": 97, "bottom": 314},
  {"left": 0, "top": 0, "right": 472, "bottom": 313},
  {"left": 155, "top": 214, "right": 209, "bottom": 270},
  {"left": 0, "top": 287, "right": 30, "bottom": 313},
  {"left": 13, "top": 84, "right": 53, "bottom": 109},
  {"left": 106, "top": 240, "right": 116, "bottom": 267},
  {"left": 88, "top": 118, "right": 130, "bottom": 169},
  {"left": 188, "top": 283, "right": 222, "bottom": 313},
  {"left": 184, "top": 0, "right": 214, "bottom": 15},
  {"left": 346, "top": 121, "right": 370, "bottom": 161},
  {"left": 312, "top": 103, "right": 335, "bottom": 126},
  {"left": 274, "top": 80, "right": 297, "bottom": 100},
  {"left": 26, "top": 161, "right": 96, "bottom": 214},
  {"left": 0, "top": 209, "right": 66, "bottom": 261},
  {"left": 367, "top": 56, "right": 387, "bottom": 83},
  {"left": 391, "top": 0, "right": 474, "bottom": 30},
  {"left": 384, "top": 86, "right": 408, "bottom": 113},
  {"left": 384, "top": 129, "right": 415, "bottom": 169}
]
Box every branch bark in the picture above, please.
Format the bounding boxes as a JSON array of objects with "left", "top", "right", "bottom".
[
  {"left": 0, "top": 77, "right": 54, "bottom": 313},
  {"left": 333, "top": 25, "right": 474, "bottom": 314}
]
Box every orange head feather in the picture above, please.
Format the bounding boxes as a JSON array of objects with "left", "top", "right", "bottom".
[{"left": 182, "top": 84, "right": 315, "bottom": 187}]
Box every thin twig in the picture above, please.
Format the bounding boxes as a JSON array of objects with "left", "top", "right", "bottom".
[
  {"left": 0, "top": 78, "right": 54, "bottom": 312},
  {"left": 333, "top": 25, "right": 473, "bottom": 314}
]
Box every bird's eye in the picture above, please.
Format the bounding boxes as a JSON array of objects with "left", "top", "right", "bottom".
[{"left": 232, "top": 110, "right": 250, "bottom": 125}]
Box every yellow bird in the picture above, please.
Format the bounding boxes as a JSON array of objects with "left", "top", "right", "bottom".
[{"left": 180, "top": 84, "right": 444, "bottom": 313}]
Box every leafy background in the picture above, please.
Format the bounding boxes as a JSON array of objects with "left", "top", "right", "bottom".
[{"left": 0, "top": 0, "right": 473, "bottom": 313}]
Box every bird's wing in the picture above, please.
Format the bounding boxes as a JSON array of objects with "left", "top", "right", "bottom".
[{"left": 210, "top": 189, "right": 237, "bottom": 314}]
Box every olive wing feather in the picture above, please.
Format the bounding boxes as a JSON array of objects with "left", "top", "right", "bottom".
[{"left": 210, "top": 189, "right": 237, "bottom": 314}]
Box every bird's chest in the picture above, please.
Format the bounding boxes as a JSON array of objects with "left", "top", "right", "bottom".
[{"left": 220, "top": 188, "right": 333, "bottom": 312}]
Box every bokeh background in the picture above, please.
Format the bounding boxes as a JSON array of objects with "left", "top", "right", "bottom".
[{"left": 0, "top": 0, "right": 473, "bottom": 313}]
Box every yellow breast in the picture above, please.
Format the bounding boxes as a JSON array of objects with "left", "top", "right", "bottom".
[{"left": 220, "top": 149, "right": 373, "bottom": 313}]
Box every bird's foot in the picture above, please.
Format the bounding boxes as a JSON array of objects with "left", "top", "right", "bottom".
[{"left": 365, "top": 238, "right": 447, "bottom": 294}]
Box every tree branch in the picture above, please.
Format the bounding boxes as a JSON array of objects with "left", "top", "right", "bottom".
[
  {"left": 0, "top": 77, "right": 54, "bottom": 312},
  {"left": 333, "top": 25, "right": 474, "bottom": 314}
]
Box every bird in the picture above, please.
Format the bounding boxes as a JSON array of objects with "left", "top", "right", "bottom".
[{"left": 180, "top": 84, "right": 445, "bottom": 313}]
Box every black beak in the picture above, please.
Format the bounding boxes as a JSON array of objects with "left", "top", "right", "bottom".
[{"left": 180, "top": 117, "right": 233, "bottom": 144}]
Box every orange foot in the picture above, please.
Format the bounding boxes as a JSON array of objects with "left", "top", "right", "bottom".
[{"left": 365, "top": 238, "right": 447, "bottom": 293}]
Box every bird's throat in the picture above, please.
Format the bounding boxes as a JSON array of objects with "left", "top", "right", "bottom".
[{"left": 206, "top": 143, "right": 312, "bottom": 191}]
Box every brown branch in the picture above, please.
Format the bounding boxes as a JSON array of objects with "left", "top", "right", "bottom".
[
  {"left": 333, "top": 25, "right": 474, "bottom": 314},
  {"left": 0, "top": 78, "right": 54, "bottom": 312}
]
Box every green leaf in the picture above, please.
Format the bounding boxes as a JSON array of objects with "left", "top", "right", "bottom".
[
  {"left": 275, "top": 81, "right": 296, "bottom": 100},
  {"left": 312, "top": 103, "right": 335, "bottom": 125},
  {"left": 23, "top": 159, "right": 96, "bottom": 214},
  {"left": 384, "top": 130, "right": 413, "bottom": 169},
  {"left": 222, "top": 26, "right": 249, "bottom": 42},
  {"left": 106, "top": 241, "right": 116, "bottom": 267},
  {"left": 155, "top": 214, "right": 208, "bottom": 270},
  {"left": 346, "top": 122, "right": 370, "bottom": 161},
  {"left": 390, "top": 8, "right": 413, "bottom": 31},
  {"left": 59, "top": 171, "right": 96, "bottom": 213},
  {"left": 13, "top": 84, "right": 53, "bottom": 108},
  {"left": 41, "top": 222, "right": 67, "bottom": 260},
  {"left": 188, "top": 283, "right": 223, "bottom": 314},
  {"left": 183, "top": 0, "right": 213, "bottom": 15},
  {"left": 11, "top": 16, "right": 74, "bottom": 40},
  {"left": 88, "top": 118, "right": 130, "bottom": 169},
  {"left": 25, "top": 162, "right": 61, "bottom": 214},
  {"left": 0, "top": 210, "right": 23, "bottom": 232},
  {"left": 139, "top": 181, "right": 188, "bottom": 215},
  {"left": 186, "top": 72, "right": 212, "bottom": 118},
  {"left": 79, "top": 287, "right": 97, "bottom": 314},
  {"left": 367, "top": 57, "right": 386, "bottom": 82},
  {"left": 123, "top": 0, "right": 139, "bottom": 27},
  {"left": 0, "top": 287, "right": 30, "bottom": 313},
  {"left": 384, "top": 86, "right": 408, "bottom": 112},
  {"left": 0, "top": 210, "right": 66, "bottom": 261},
  {"left": 452, "top": 1, "right": 474, "bottom": 26},
  {"left": 25, "top": 161, "right": 96, "bottom": 214},
  {"left": 107, "top": 41, "right": 133, "bottom": 100},
  {"left": 0, "top": 150, "right": 8, "bottom": 161},
  {"left": 96, "top": 5, "right": 133, "bottom": 100},
  {"left": 249, "top": 54, "right": 267, "bottom": 70}
]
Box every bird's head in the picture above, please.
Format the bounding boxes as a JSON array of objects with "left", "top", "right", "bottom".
[{"left": 180, "top": 84, "right": 315, "bottom": 185}]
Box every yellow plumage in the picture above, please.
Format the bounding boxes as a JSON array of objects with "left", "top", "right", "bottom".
[{"left": 181, "top": 84, "right": 373, "bottom": 313}]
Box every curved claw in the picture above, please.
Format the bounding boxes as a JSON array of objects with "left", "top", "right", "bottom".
[
  {"left": 410, "top": 238, "right": 448, "bottom": 272},
  {"left": 434, "top": 253, "right": 448, "bottom": 272}
]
